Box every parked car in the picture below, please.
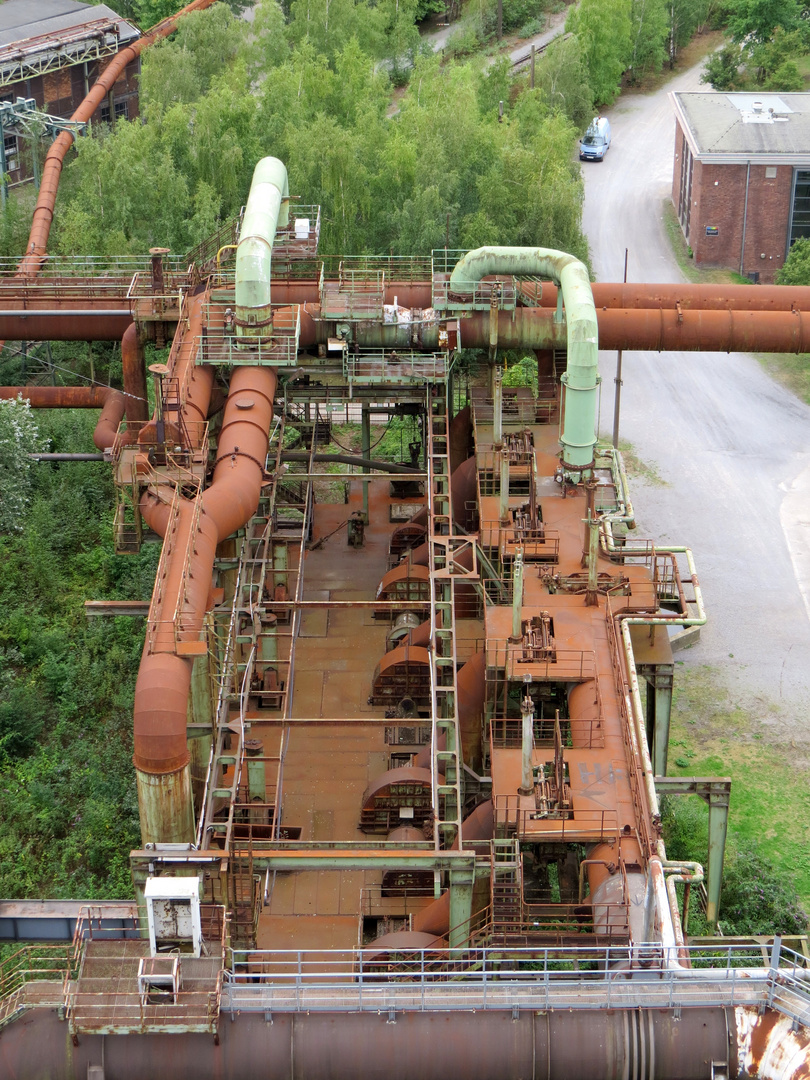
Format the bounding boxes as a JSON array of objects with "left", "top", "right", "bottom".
[{"left": 580, "top": 117, "right": 611, "bottom": 161}]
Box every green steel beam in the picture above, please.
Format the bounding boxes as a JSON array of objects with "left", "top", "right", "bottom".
[{"left": 654, "top": 776, "right": 730, "bottom": 930}]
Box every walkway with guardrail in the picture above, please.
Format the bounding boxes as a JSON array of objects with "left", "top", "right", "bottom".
[{"left": 222, "top": 942, "right": 810, "bottom": 1027}]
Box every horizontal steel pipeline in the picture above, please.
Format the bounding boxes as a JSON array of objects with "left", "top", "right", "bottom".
[
  {"left": 0, "top": 312, "right": 132, "bottom": 339},
  {"left": 0, "top": 1004, "right": 736, "bottom": 1079},
  {"left": 298, "top": 305, "right": 810, "bottom": 353},
  {"left": 270, "top": 281, "right": 810, "bottom": 311},
  {"left": 531, "top": 281, "right": 810, "bottom": 311},
  {"left": 4, "top": 291, "right": 810, "bottom": 347}
]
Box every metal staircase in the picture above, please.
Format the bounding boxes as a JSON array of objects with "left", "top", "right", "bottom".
[
  {"left": 490, "top": 839, "right": 523, "bottom": 941},
  {"left": 426, "top": 381, "right": 464, "bottom": 849}
]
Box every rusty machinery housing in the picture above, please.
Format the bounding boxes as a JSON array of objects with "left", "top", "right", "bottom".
[{"left": 1, "top": 153, "right": 810, "bottom": 1080}]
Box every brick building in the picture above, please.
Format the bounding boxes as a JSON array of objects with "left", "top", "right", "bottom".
[
  {"left": 0, "top": 0, "right": 140, "bottom": 185},
  {"left": 670, "top": 91, "right": 810, "bottom": 283}
]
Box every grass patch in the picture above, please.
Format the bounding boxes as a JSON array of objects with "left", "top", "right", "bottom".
[
  {"left": 755, "top": 352, "right": 810, "bottom": 406},
  {"left": 666, "top": 664, "right": 810, "bottom": 911},
  {"left": 598, "top": 438, "right": 668, "bottom": 486},
  {"left": 661, "top": 200, "right": 753, "bottom": 285}
]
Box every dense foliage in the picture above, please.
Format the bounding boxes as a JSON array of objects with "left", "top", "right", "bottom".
[
  {"left": 42, "top": 3, "right": 591, "bottom": 263},
  {"left": 776, "top": 236, "right": 810, "bottom": 284},
  {"left": 0, "top": 405, "right": 156, "bottom": 898},
  {"left": 1, "top": 0, "right": 801, "bottom": 929},
  {"left": 663, "top": 796, "right": 808, "bottom": 935},
  {"left": 702, "top": 3, "right": 810, "bottom": 91}
]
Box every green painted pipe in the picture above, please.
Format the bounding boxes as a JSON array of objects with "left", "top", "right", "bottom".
[
  {"left": 235, "top": 156, "right": 290, "bottom": 341},
  {"left": 449, "top": 246, "right": 599, "bottom": 475}
]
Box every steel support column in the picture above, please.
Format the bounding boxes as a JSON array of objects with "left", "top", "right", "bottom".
[
  {"left": 361, "top": 403, "right": 371, "bottom": 523},
  {"left": 448, "top": 864, "right": 475, "bottom": 948},
  {"left": 642, "top": 665, "right": 674, "bottom": 776},
  {"left": 654, "top": 777, "right": 731, "bottom": 930}
]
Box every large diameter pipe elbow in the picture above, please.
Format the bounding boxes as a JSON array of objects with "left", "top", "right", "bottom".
[
  {"left": 449, "top": 247, "right": 598, "bottom": 474},
  {"left": 235, "top": 157, "right": 290, "bottom": 340},
  {"left": 133, "top": 651, "right": 193, "bottom": 774},
  {"left": 203, "top": 367, "right": 277, "bottom": 539},
  {"left": 92, "top": 389, "right": 126, "bottom": 451}
]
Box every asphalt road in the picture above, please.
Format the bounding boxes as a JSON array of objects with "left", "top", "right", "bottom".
[{"left": 581, "top": 60, "right": 810, "bottom": 737}]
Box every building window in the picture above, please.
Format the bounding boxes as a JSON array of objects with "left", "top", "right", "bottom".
[
  {"left": 788, "top": 169, "right": 810, "bottom": 250},
  {"left": 3, "top": 133, "right": 18, "bottom": 173},
  {"left": 99, "top": 100, "right": 129, "bottom": 123}
]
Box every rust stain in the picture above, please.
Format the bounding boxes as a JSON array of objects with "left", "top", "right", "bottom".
[{"left": 736, "top": 1007, "right": 810, "bottom": 1079}]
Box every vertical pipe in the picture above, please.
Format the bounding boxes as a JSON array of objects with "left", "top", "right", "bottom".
[
  {"left": 235, "top": 157, "right": 290, "bottom": 340},
  {"left": 511, "top": 549, "right": 524, "bottom": 640},
  {"left": 740, "top": 162, "right": 751, "bottom": 277},
  {"left": 361, "top": 403, "right": 371, "bottom": 523},
  {"left": 519, "top": 675, "right": 534, "bottom": 795},
  {"left": 449, "top": 248, "right": 598, "bottom": 476},
  {"left": 499, "top": 447, "right": 510, "bottom": 520},
  {"left": 585, "top": 512, "right": 599, "bottom": 607},
  {"left": 122, "top": 322, "right": 148, "bottom": 424},
  {"left": 612, "top": 249, "right": 629, "bottom": 449},
  {"left": 493, "top": 366, "right": 503, "bottom": 445}
]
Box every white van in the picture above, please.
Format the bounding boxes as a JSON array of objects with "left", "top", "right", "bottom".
[{"left": 579, "top": 116, "right": 611, "bottom": 162}]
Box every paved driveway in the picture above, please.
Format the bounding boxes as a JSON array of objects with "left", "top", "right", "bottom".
[{"left": 581, "top": 60, "right": 810, "bottom": 734}]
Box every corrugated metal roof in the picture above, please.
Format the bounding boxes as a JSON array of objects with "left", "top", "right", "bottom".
[
  {"left": 0, "top": 0, "right": 138, "bottom": 51},
  {"left": 672, "top": 91, "right": 810, "bottom": 159}
]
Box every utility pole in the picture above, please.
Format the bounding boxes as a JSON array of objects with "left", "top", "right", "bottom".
[{"left": 612, "top": 248, "right": 629, "bottom": 449}]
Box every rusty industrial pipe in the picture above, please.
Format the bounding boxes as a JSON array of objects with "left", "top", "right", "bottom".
[
  {"left": 533, "top": 281, "right": 810, "bottom": 311},
  {"left": 121, "top": 323, "right": 148, "bottom": 424},
  {"left": 343, "top": 306, "right": 810, "bottom": 354},
  {"left": 17, "top": 0, "right": 219, "bottom": 279},
  {"left": 0, "top": 384, "right": 126, "bottom": 450},
  {"left": 133, "top": 366, "right": 277, "bottom": 843}
]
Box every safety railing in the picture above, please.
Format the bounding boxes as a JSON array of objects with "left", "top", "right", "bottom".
[
  {"left": 494, "top": 796, "right": 619, "bottom": 845},
  {"left": 485, "top": 640, "right": 596, "bottom": 684},
  {"left": 222, "top": 942, "right": 810, "bottom": 1021},
  {"left": 0, "top": 254, "right": 190, "bottom": 299},
  {"left": 472, "top": 390, "right": 543, "bottom": 429},
  {"left": 112, "top": 419, "right": 209, "bottom": 467},
  {"left": 127, "top": 269, "right": 193, "bottom": 302},
  {"left": 65, "top": 905, "right": 226, "bottom": 1033},
  {"left": 65, "top": 959, "right": 223, "bottom": 1035},
  {"left": 197, "top": 302, "right": 301, "bottom": 367},
  {"left": 0, "top": 943, "right": 76, "bottom": 1030},
  {"left": 490, "top": 715, "right": 605, "bottom": 750},
  {"left": 272, "top": 205, "right": 322, "bottom": 259},
  {"left": 344, "top": 350, "right": 447, "bottom": 385},
  {"left": 432, "top": 273, "right": 520, "bottom": 311}
]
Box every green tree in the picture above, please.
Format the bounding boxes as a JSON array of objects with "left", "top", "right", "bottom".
[
  {"left": 727, "top": 0, "right": 802, "bottom": 45},
  {"left": 0, "top": 397, "right": 41, "bottom": 534},
  {"left": 749, "top": 27, "right": 810, "bottom": 84},
  {"left": 567, "top": 0, "right": 632, "bottom": 106},
  {"left": 138, "top": 4, "right": 247, "bottom": 113},
  {"left": 532, "top": 35, "right": 594, "bottom": 130},
  {"left": 776, "top": 236, "right": 810, "bottom": 284},
  {"left": 764, "top": 59, "right": 805, "bottom": 90},
  {"left": 700, "top": 44, "right": 743, "bottom": 89},
  {"left": 628, "top": 0, "right": 669, "bottom": 80}
]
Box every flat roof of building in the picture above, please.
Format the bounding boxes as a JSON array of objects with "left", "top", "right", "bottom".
[
  {"left": 671, "top": 91, "right": 810, "bottom": 164},
  {"left": 0, "top": 0, "right": 138, "bottom": 52}
]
